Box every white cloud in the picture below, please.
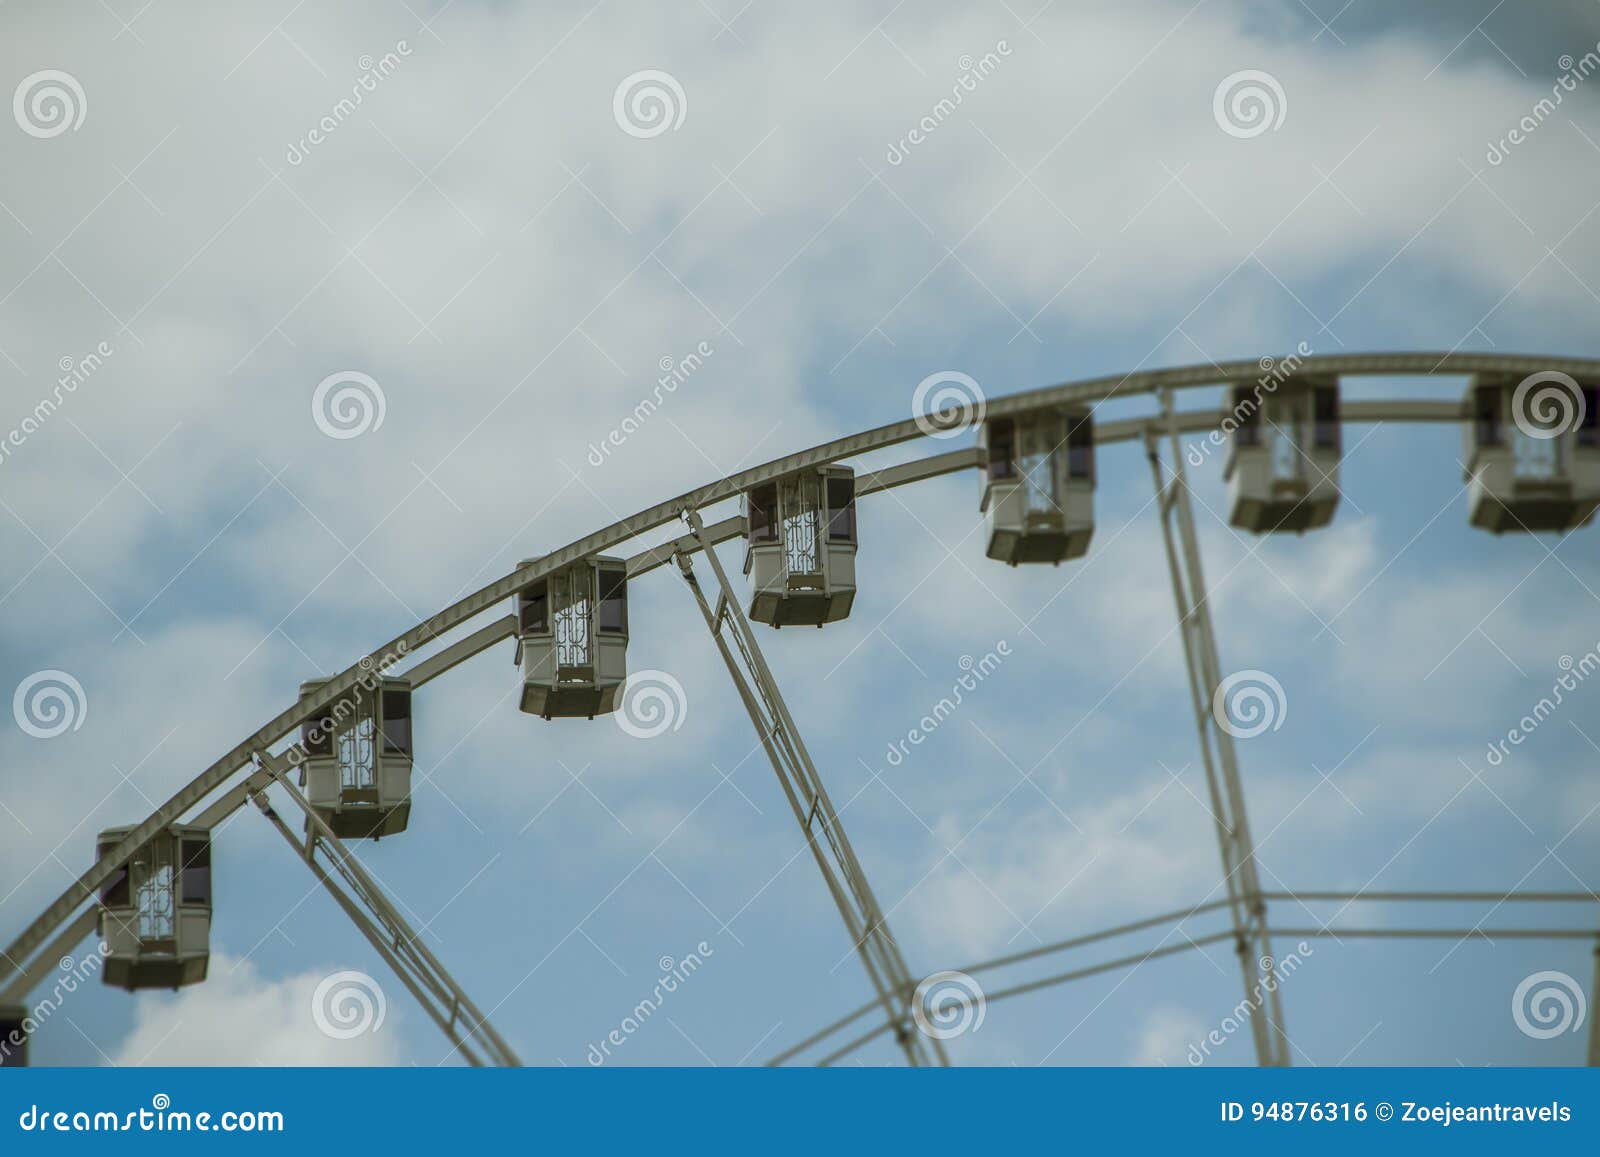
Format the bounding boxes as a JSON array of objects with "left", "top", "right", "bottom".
[
  {"left": 3, "top": 0, "right": 1598, "bottom": 1069},
  {"left": 1129, "top": 1004, "right": 1210, "bottom": 1066},
  {"left": 904, "top": 770, "right": 1223, "bottom": 962},
  {"left": 111, "top": 952, "right": 407, "bottom": 1066}
]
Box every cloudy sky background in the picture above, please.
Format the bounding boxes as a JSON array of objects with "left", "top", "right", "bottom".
[{"left": 3, "top": 0, "right": 1600, "bottom": 1067}]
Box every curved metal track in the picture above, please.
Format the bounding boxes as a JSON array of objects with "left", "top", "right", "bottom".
[
  {"left": 772, "top": 892, "right": 1600, "bottom": 1065},
  {"left": 6, "top": 350, "right": 1599, "bottom": 1062}
]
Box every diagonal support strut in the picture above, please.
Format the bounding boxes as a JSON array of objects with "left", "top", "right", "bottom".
[
  {"left": 1144, "top": 391, "right": 1289, "bottom": 1067},
  {"left": 674, "top": 507, "right": 944, "bottom": 1067},
  {"left": 253, "top": 755, "right": 521, "bottom": 1068}
]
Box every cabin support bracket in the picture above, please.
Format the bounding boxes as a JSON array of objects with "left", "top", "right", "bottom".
[
  {"left": 674, "top": 506, "right": 943, "bottom": 1067},
  {"left": 252, "top": 755, "right": 521, "bottom": 1068},
  {"left": 1144, "top": 390, "right": 1290, "bottom": 1067}
]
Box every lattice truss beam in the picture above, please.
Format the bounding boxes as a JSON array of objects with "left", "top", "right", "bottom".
[
  {"left": 768, "top": 391, "right": 1600, "bottom": 1066},
  {"left": 249, "top": 756, "right": 521, "bottom": 1068},
  {"left": 1146, "top": 390, "right": 1288, "bottom": 1067},
  {"left": 767, "top": 891, "right": 1600, "bottom": 1065},
  {"left": 6, "top": 353, "right": 1600, "bottom": 1067},
  {"left": 675, "top": 508, "right": 944, "bottom": 1067}
]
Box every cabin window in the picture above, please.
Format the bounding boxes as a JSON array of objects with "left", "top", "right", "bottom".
[
  {"left": 748, "top": 484, "right": 777, "bottom": 543},
  {"left": 301, "top": 716, "right": 332, "bottom": 758},
  {"left": 1313, "top": 386, "right": 1340, "bottom": 450},
  {"left": 552, "top": 566, "right": 593, "bottom": 669},
  {"left": 1513, "top": 429, "right": 1562, "bottom": 480},
  {"left": 987, "top": 419, "right": 1016, "bottom": 480},
  {"left": 1580, "top": 387, "right": 1600, "bottom": 449},
  {"left": 180, "top": 839, "right": 211, "bottom": 906},
  {"left": 598, "top": 568, "right": 628, "bottom": 634},
  {"left": 1474, "top": 385, "right": 1501, "bottom": 447},
  {"left": 826, "top": 476, "right": 856, "bottom": 542},
  {"left": 380, "top": 688, "right": 412, "bottom": 757},
  {"left": 1017, "top": 420, "right": 1058, "bottom": 514},
  {"left": 518, "top": 583, "right": 549, "bottom": 635},
  {"left": 779, "top": 475, "right": 822, "bottom": 575},
  {"left": 1232, "top": 385, "right": 1261, "bottom": 446},
  {"left": 133, "top": 839, "right": 176, "bottom": 941},
  {"left": 99, "top": 841, "right": 130, "bottom": 908},
  {"left": 1066, "top": 413, "right": 1095, "bottom": 482}
]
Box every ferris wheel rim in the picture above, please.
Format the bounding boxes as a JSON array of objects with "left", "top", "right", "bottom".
[{"left": 5, "top": 348, "right": 1597, "bottom": 1018}]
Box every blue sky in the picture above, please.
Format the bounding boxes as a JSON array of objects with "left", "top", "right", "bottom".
[{"left": 2, "top": 0, "right": 1600, "bottom": 1067}]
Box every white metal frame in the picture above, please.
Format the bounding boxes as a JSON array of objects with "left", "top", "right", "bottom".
[
  {"left": 1146, "top": 390, "right": 1286, "bottom": 1066},
  {"left": 254, "top": 754, "right": 520, "bottom": 1067},
  {"left": 6, "top": 352, "right": 1600, "bottom": 1068},
  {"left": 677, "top": 508, "right": 941, "bottom": 1066}
]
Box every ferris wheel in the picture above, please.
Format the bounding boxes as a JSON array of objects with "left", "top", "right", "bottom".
[{"left": 4, "top": 351, "right": 1600, "bottom": 1068}]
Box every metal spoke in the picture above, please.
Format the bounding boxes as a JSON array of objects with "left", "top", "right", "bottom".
[
  {"left": 676, "top": 507, "right": 942, "bottom": 1066},
  {"left": 5, "top": 353, "right": 1600, "bottom": 1069}
]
